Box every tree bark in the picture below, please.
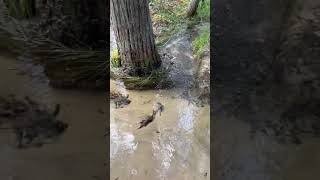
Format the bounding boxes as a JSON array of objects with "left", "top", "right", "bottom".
[
  {"left": 186, "top": 0, "right": 201, "bottom": 18},
  {"left": 110, "top": 0, "right": 161, "bottom": 76},
  {"left": 38, "top": 0, "right": 108, "bottom": 49}
]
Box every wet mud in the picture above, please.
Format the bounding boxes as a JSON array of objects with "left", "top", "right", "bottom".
[{"left": 0, "top": 95, "right": 67, "bottom": 148}]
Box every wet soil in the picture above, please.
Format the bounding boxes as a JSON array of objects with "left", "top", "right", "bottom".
[
  {"left": 0, "top": 52, "right": 106, "bottom": 180},
  {"left": 0, "top": 95, "right": 67, "bottom": 148},
  {"left": 110, "top": 91, "right": 131, "bottom": 109}
]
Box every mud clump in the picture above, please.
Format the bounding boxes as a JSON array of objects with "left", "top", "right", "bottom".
[
  {"left": 0, "top": 95, "right": 68, "bottom": 148},
  {"left": 258, "top": 101, "right": 320, "bottom": 144},
  {"left": 110, "top": 91, "right": 131, "bottom": 109}
]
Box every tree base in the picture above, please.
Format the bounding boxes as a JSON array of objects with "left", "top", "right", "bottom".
[{"left": 111, "top": 68, "right": 172, "bottom": 90}]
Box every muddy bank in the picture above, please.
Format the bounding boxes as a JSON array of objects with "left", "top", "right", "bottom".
[
  {"left": 193, "top": 24, "right": 210, "bottom": 103},
  {"left": 0, "top": 53, "right": 106, "bottom": 180}
]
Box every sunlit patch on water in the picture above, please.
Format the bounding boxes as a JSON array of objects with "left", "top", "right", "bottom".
[
  {"left": 178, "top": 101, "right": 197, "bottom": 133},
  {"left": 110, "top": 122, "right": 138, "bottom": 160},
  {"left": 152, "top": 139, "right": 175, "bottom": 169},
  {"left": 131, "top": 168, "right": 138, "bottom": 175},
  {"left": 151, "top": 128, "right": 194, "bottom": 179}
]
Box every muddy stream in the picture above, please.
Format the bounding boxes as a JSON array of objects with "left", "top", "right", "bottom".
[
  {"left": 0, "top": 52, "right": 106, "bottom": 180},
  {"left": 110, "top": 29, "right": 210, "bottom": 180},
  {"left": 110, "top": 80, "right": 210, "bottom": 180}
]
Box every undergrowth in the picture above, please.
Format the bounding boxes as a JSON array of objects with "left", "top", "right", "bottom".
[
  {"left": 192, "top": 26, "right": 209, "bottom": 59},
  {"left": 189, "top": 0, "right": 210, "bottom": 23},
  {"left": 4, "top": 0, "right": 36, "bottom": 19},
  {"left": 110, "top": 48, "right": 120, "bottom": 68},
  {"left": 190, "top": 0, "right": 210, "bottom": 59},
  {"left": 150, "top": 0, "right": 210, "bottom": 51},
  {"left": 122, "top": 69, "right": 169, "bottom": 90},
  {"left": 150, "top": 0, "right": 189, "bottom": 46}
]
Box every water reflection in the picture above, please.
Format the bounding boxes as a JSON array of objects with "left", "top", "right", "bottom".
[
  {"left": 178, "top": 101, "right": 197, "bottom": 132},
  {"left": 110, "top": 122, "right": 138, "bottom": 160},
  {"left": 110, "top": 80, "right": 210, "bottom": 179}
]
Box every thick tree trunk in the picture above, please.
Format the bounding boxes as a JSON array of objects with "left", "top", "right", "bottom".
[
  {"left": 110, "top": 0, "right": 161, "bottom": 76},
  {"left": 38, "top": 0, "right": 107, "bottom": 49},
  {"left": 186, "top": 0, "right": 201, "bottom": 18}
]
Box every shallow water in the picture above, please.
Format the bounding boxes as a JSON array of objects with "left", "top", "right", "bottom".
[
  {"left": 0, "top": 53, "right": 106, "bottom": 180},
  {"left": 110, "top": 28, "right": 210, "bottom": 180},
  {"left": 110, "top": 80, "right": 210, "bottom": 180}
]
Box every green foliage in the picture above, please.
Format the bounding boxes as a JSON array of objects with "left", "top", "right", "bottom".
[
  {"left": 110, "top": 48, "right": 121, "bottom": 68},
  {"left": 187, "top": 0, "right": 210, "bottom": 26},
  {"left": 196, "top": 0, "right": 210, "bottom": 21},
  {"left": 192, "top": 26, "right": 209, "bottom": 59},
  {"left": 150, "top": 0, "right": 210, "bottom": 46},
  {"left": 150, "top": 0, "right": 189, "bottom": 46}
]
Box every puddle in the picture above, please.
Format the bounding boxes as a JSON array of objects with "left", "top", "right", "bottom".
[{"left": 110, "top": 80, "right": 210, "bottom": 180}]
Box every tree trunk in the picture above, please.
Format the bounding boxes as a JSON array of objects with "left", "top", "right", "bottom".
[
  {"left": 186, "top": 0, "right": 201, "bottom": 18},
  {"left": 38, "top": 0, "right": 108, "bottom": 49},
  {"left": 110, "top": 0, "right": 161, "bottom": 76}
]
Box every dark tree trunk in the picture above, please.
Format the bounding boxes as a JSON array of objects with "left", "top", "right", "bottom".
[
  {"left": 38, "top": 0, "right": 107, "bottom": 49},
  {"left": 110, "top": 0, "right": 161, "bottom": 76},
  {"left": 186, "top": 0, "right": 201, "bottom": 18}
]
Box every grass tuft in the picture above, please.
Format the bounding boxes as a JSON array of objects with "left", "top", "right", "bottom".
[
  {"left": 121, "top": 69, "right": 169, "bottom": 90},
  {"left": 110, "top": 48, "right": 121, "bottom": 68},
  {"left": 192, "top": 26, "right": 209, "bottom": 59}
]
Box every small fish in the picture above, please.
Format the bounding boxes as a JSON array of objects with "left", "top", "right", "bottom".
[{"left": 137, "top": 115, "right": 154, "bottom": 129}]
